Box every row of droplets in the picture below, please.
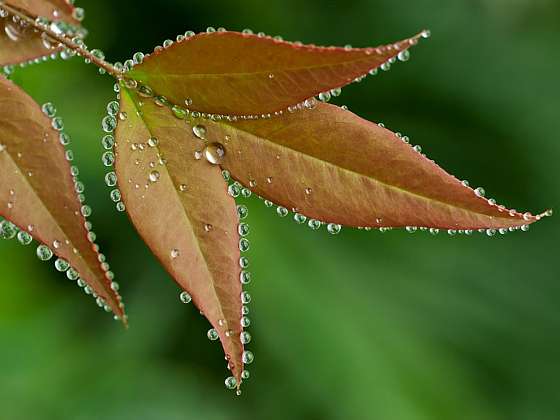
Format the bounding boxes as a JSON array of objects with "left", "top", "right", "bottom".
[
  {"left": 0, "top": 100, "right": 125, "bottom": 321},
  {"left": 112, "top": 26, "right": 426, "bottom": 123}
]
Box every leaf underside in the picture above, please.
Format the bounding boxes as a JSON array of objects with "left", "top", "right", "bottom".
[
  {"left": 116, "top": 87, "right": 244, "bottom": 383},
  {"left": 0, "top": 76, "right": 125, "bottom": 321},
  {"left": 129, "top": 30, "right": 424, "bottom": 116},
  {"left": 0, "top": 0, "right": 79, "bottom": 66}
]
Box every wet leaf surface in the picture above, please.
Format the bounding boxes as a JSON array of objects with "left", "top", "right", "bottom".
[
  {"left": 0, "top": 76, "right": 125, "bottom": 321},
  {"left": 0, "top": 0, "right": 81, "bottom": 66},
  {"left": 129, "top": 30, "right": 425, "bottom": 116},
  {"left": 115, "top": 86, "right": 245, "bottom": 385}
]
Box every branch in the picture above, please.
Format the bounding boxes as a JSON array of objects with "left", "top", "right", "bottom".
[{"left": 1, "top": 2, "right": 121, "bottom": 78}]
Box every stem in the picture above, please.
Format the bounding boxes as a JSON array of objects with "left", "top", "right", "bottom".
[{"left": 1, "top": 3, "right": 121, "bottom": 78}]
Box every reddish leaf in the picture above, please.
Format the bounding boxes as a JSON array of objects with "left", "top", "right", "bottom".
[
  {"left": 0, "top": 76, "right": 125, "bottom": 321},
  {"left": 115, "top": 86, "right": 245, "bottom": 385},
  {"left": 128, "top": 30, "right": 425, "bottom": 116},
  {"left": 196, "top": 102, "right": 545, "bottom": 230},
  {"left": 0, "top": 0, "right": 81, "bottom": 66}
]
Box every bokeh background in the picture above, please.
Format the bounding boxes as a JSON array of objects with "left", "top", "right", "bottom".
[{"left": 1, "top": 0, "right": 559, "bottom": 419}]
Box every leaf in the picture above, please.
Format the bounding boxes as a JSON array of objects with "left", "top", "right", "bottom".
[
  {"left": 115, "top": 86, "right": 245, "bottom": 385},
  {"left": 187, "top": 102, "right": 545, "bottom": 230},
  {"left": 128, "top": 30, "right": 425, "bottom": 116},
  {"left": 0, "top": 0, "right": 81, "bottom": 66},
  {"left": 0, "top": 76, "right": 126, "bottom": 322}
]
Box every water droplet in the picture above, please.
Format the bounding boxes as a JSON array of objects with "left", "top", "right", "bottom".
[
  {"left": 207, "top": 328, "right": 219, "bottom": 341},
  {"left": 241, "top": 291, "right": 251, "bottom": 304},
  {"left": 149, "top": 170, "right": 160, "bottom": 183},
  {"left": 242, "top": 350, "right": 254, "bottom": 364},
  {"left": 66, "top": 267, "right": 79, "bottom": 281},
  {"left": 228, "top": 184, "right": 241, "bottom": 197},
  {"left": 148, "top": 137, "right": 158, "bottom": 147},
  {"left": 171, "top": 105, "right": 187, "bottom": 119},
  {"left": 237, "top": 204, "right": 249, "bottom": 219},
  {"left": 397, "top": 50, "right": 410, "bottom": 62},
  {"left": 294, "top": 213, "right": 307, "bottom": 224},
  {"left": 239, "top": 238, "right": 250, "bottom": 252},
  {"left": 72, "top": 7, "right": 85, "bottom": 21},
  {"left": 102, "top": 115, "right": 117, "bottom": 133},
  {"left": 474, "top": 187, "right": 486, "bottom": 198},
  {"left": 54, "top": 258, "right": 70, "bottom": 272},
  {"left": 522, "top": 212, "right": 532, "bottom": 221},
  {"left": 179, "top": 291, "right": 192, "bottom": 303},
  {"left": 203, "top": 142, "right": 225, "bottom": 165},
  {"left": 16, "top": 231, "right": 32, "bottom": 245},
  {"left": 238, "top": 223, "right": 250, "bottom": 236},
  {"left": 308, "top": 219, "right": 321, "bottom": 230},
  {"left": 242, "top": 370, "right": 250, "bottom": 380},
  {"left": 171, "top": 249, "right": 180, "bottom": 259},
  {"left": 327, "top": 223, "right": 341, "bottom": 234},
  {"left": 105, "top": 172, "right": 118, "bottom": 187},
  {"left": 193, "top": 125, "right": 207, "bottom": 140},
  {"left": 36, "top": 244, "right": 53, "bottom": 261},
  {"left": 240, "top": 270, "right": 251, "bottom": 284},
  {"left": 276, "top": 207, "right": 288, "bottom": 217},
  {"left": 42, "top": 102, "right": 56, "bottom": 117},
  {"left": 225, "top": 376, "right": 237, "bottom": 390},
  {"left": 101, "top": 134, "right": 115, "bottom": 150},
  {"left": 240, "top": 331, "right": 252, "bottom": 344},
  {"left": 241, "top": 316, "right": 251, "bottom": 327},
  {"left": 107, "top": 100, "right": 119, "bottom": 116}
]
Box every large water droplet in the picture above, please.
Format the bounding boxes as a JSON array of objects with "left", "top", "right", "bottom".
[{"left": 203, "top": 142, "right": 225, "bottom": 165}]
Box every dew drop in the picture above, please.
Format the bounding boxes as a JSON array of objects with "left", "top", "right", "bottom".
[
  {"left": 203, "top": 142, "right": 225, "bottom": 165},
  {"left": 193, "top": 124, "right": 207, "bottom": 140},
  {"left": 179, "top": 291, "right": 192, "bottom": 303},
  {"left": 207, "top": 328, "right": 219, "bottom": 341},
  {"left": 474, "top": 187, "right": 486, "bottom": 198},
  {"left": 149, "top": 170, "right": 160, "bottom": 183},
  {"left": 225, "top": 376, "right": 237, "bottom": 390},
  {"left": 36, "top": 244, "right": 53, "bottom": 261}
]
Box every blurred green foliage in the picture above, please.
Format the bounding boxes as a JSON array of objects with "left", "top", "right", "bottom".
[{"left": 1, "top": 0, "right": 559, "bottom": 419}]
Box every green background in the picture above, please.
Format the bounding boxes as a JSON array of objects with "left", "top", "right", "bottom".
[{"left": 1, "top": 0, "right": 558, "bottom": 419}]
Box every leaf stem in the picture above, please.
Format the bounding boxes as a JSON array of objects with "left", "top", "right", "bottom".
[{"left": 1, "top": 3, "right": 121, "bottom": 78}]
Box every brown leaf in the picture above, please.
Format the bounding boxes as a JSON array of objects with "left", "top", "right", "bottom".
[
  {"left": 0, "top": 0, "right": 81, "bottom": 66},
  {"left": 196, "top": 103, "right": 545, "bottom": 230},
  {"left": 115, "top": 86, "right": 245, "bottom": 385},
  {"left": 0, "top": 76, "right": 125, "bottom": 322},
  {"left": 128, "top": 30, "right": 424, "bottom": 116}
]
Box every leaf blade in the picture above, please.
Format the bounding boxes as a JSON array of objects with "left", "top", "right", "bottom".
[
  {"left": 0, "top": 76, "right": 125, "bottom": 321},
  {"left": 115, "top": 87, "right": 245, "bottom": 384},
  {"left": 199, "top": 103, "right": 545, "bottom": 230},
  {"left": 129, "top": 30, "right": 423, "bottom": 116}
]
